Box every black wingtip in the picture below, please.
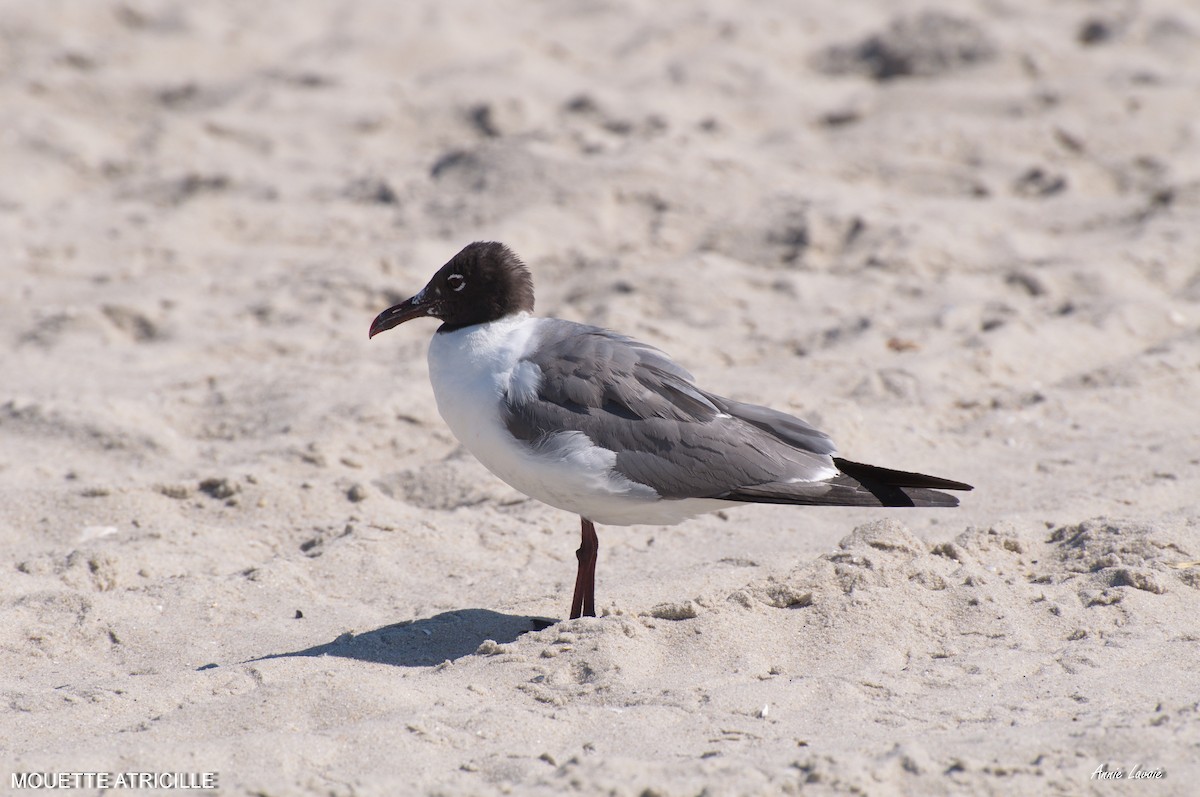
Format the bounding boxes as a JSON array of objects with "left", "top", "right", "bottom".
[{"left": 832, "top": 457, "right": 973, "bottom": 493}]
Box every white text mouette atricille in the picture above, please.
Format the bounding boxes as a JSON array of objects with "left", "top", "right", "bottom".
[{"left": 369, "top": 242, "right": 972, "bottom": 619}]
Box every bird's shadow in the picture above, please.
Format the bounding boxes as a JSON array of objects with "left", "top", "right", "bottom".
[{"left": 211, "top": 609, "right": 557, "bottom": 670}]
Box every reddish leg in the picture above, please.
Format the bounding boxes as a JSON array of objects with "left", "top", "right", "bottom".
[{"left": 569, "top": 518, "right": 599, "bottom": 619}]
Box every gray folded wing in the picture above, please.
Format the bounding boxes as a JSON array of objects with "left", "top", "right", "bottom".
[{"left": 501, "top": 321, "right": 840, "bottom": 500}]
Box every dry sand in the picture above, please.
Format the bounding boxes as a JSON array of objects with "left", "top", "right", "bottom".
[{"left": 3, "top": 0, "right": 1200, "bottom": 794}]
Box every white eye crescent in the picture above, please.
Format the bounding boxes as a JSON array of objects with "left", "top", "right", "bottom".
[{"left": 447, "top": 273, "right": 466, "bottom": 292}]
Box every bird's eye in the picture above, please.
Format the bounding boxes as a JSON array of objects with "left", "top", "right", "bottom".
[{"left": 447, "top": 273, "right": 466, "bottom": 292}]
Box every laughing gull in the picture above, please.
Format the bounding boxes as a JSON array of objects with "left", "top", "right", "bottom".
[{"left": 370, "top": 242, "right": 972, "bottom": 619}]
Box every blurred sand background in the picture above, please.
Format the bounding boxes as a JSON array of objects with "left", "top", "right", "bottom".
[{"left": 3, "top": 0, "right": 1200, "bottom": 794}]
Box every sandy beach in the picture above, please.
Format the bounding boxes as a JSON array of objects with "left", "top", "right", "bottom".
[{"left": 3, "top": 0, "right": 1199, "bottom": 794}]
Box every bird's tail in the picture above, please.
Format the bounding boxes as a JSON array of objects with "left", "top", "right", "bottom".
[{"left": 718, "top": 457, "right": 973, "bottom": 508}]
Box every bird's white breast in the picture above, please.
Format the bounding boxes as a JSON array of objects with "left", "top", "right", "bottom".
[{"left": 425, "top": 315, "right": 722, "bottom": 525}]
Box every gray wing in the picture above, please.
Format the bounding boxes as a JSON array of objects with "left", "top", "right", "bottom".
[{"left": 502, "top": 320, "right": 839, "bottom": 500}]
